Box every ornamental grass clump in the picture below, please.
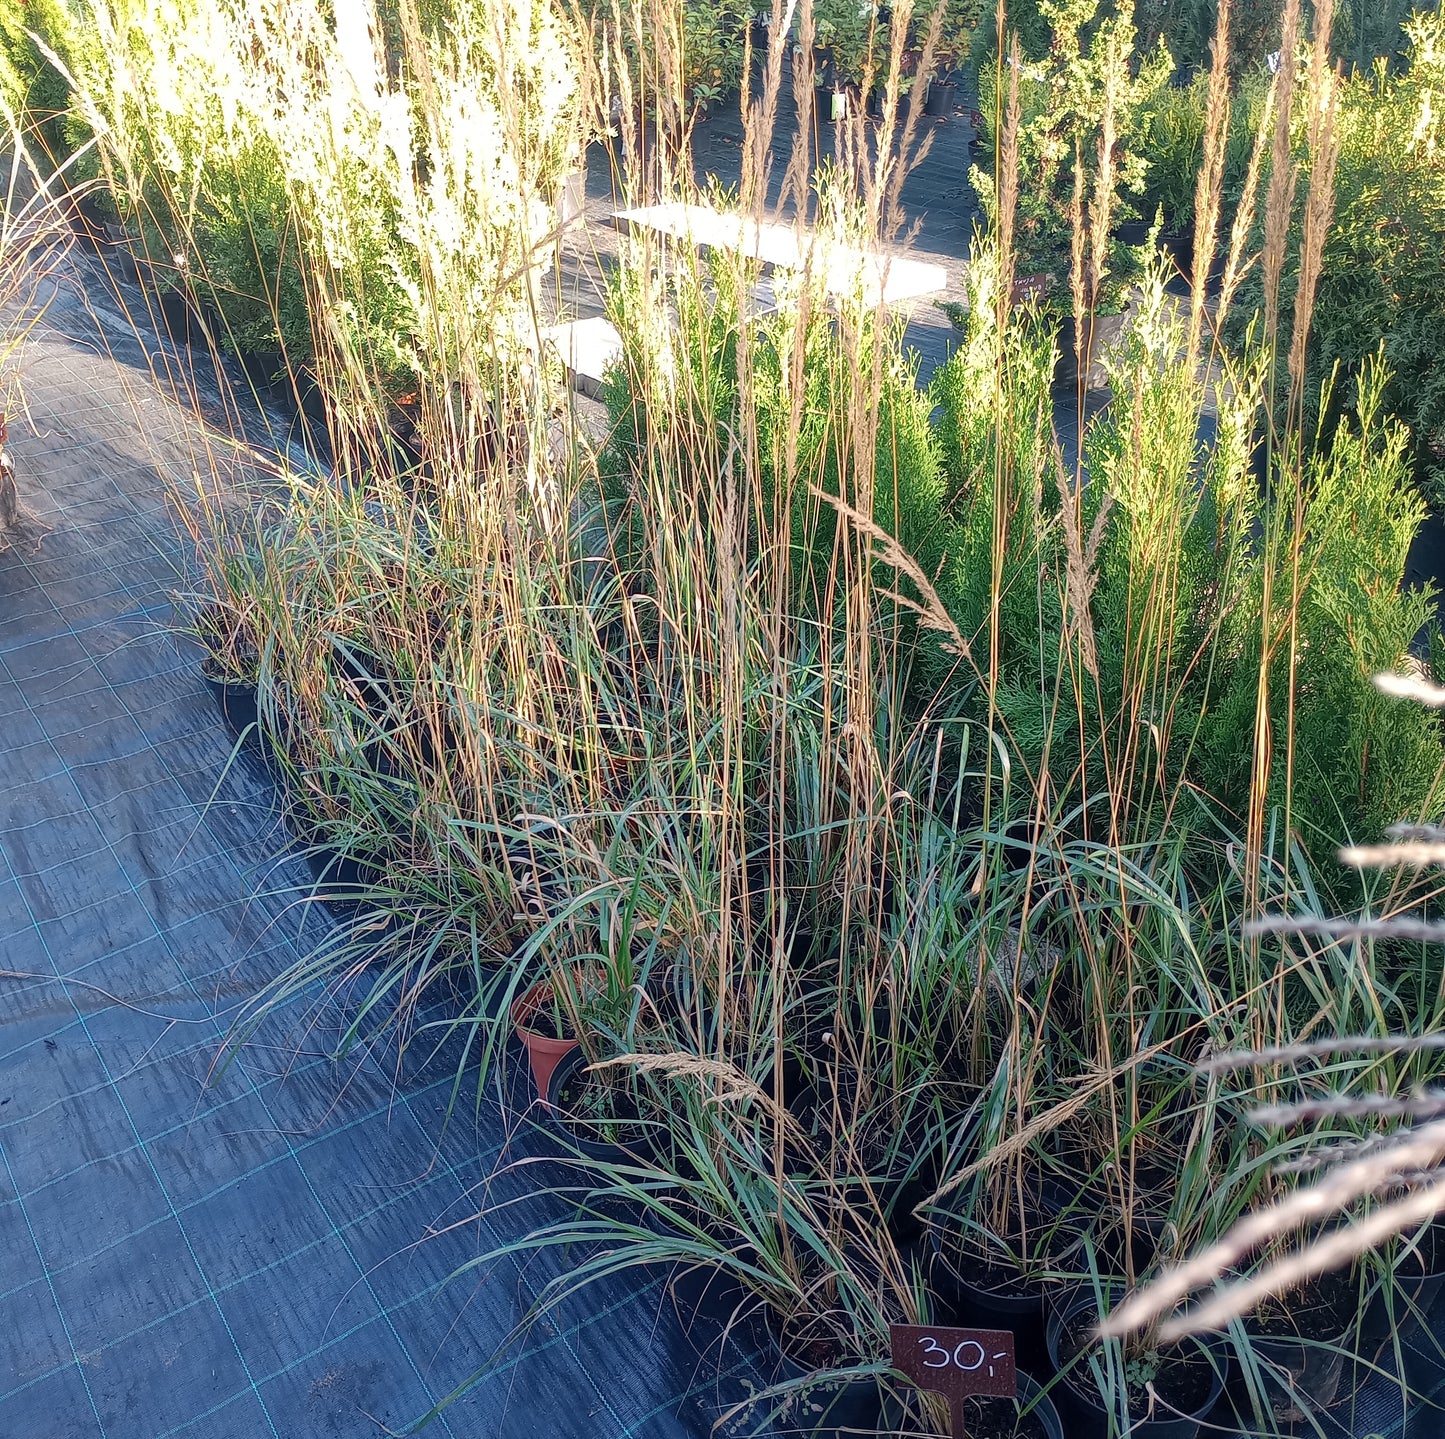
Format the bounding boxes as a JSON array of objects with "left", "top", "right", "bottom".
[
  {"left": 34, "top": 0, "right": 1445, "bottom": 1430},
  {"left": 54, "top": 0, "right": 582, "bottom": 404}
]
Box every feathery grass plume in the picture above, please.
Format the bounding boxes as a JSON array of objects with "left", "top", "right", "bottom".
[
  {"left": 1376, "top": 670, "right": 1445, "bottom": 707},
  {"left": 1051, "top": 436, "right": 1111, "bottom": 682},
  {"left": 995, "top": 18, "right": 1019, "bottom": 324},
  {"left": 1216, "top": 74, "right": 1272, "bottom": 337},
  {"left": 1084, "top": 6, "right": 1126, "bottom": 312},
  {"left": 1186, "top": 0, "right": 1231, "bottom": 366},
  {"left": 1100, "top": 1132, "right": 1445, "bottom": 1340},
  {"left": 1340, "top": 840, "right": 1445, "bottom": 869},
  {"left": 1261, "top": 0, "right": 1301, "bottom": 356},
  {"left": 1201, "top": 1033, "right": 1445, "bottom": 1075},
  {"left": 880, "top": 0, "right": 941, "bottom": 244},
  {"left": 1285, "top": 0, "right": 1339, "bottom": 426},
  {"left": 1277, "top": 0, "right": 1340, "bottom": 914},
  {"left": 1244, "top": 0, "right": 1301, "bottom": 937},
  {"left": 1247, "top": 913, "right": 1445, "bottom": 944}
]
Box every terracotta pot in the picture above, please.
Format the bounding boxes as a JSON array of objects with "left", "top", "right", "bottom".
[{"left": 510, "top": 981, "right": 580, "bottom": 1101}]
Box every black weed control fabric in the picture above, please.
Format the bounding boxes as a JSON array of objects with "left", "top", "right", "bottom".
[
  {"left": 1, "top": 232, "right": 1442, "bottom": 1439},
  {"left": 0, "top": 246, "right": 769, "bottom": 1439}
]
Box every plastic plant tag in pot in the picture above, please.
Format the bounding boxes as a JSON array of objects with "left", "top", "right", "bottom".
[{"left": 889, "top": 1324, "right": 1019, "bottom": 1437}]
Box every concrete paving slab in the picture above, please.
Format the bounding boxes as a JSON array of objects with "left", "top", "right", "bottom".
[{"left": 614, "top": 201, "right": 949, "bottom": 304}]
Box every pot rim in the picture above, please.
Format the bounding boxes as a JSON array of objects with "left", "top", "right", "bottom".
[
  {"left": 509, "top": 979, "right": 576, "bottom": 1044},
  {"left": 543, "top": 1045, "right": 658, "bottom": 1160},
  {"left": 1045, "top": 1285, "right": 1229, "bottom": 1427},
  {"left": 877, "top": 1370, "right": 1064, "bottom": 1439}
]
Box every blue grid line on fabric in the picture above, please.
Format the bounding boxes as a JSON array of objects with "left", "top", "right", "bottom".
[
  {"left": 0, "top": 1170, "right": 471, "bottom": 1414},
  {"left": 375, "top": 1060, "right": 648, "bottom": 1437},
  {"left": 1, "top": 320, "right": 755, "bottom": 1439},
  {"left": 3, "top": 558, "right": 318, "bottom": 1439},
  {"left": 71, "top": 575, "right": 502, "bottom": 1437},
  {"left": 4, "top": 1138, "right": 699, "bottom": 1432},
  {"left": 6, "top": 636, "right": 467, "bottom": 1439},
  {"left": 0, "top": 1061, "right": 504, "bottom": 1311},
  {"left": 0, "top": 1141, "right": 108, "bottom": 1434},
  {"left": 615, "top": 1330, "right": 768, "bottom": 1439},
  {"left": 8, "top": 676, "right": 647, "bottom": 1435},
  {"left": 0, "top": 861, "right": 284, "bottom": 1439}
]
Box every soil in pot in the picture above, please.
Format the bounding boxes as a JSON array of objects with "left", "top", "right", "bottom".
[
  {"left": 512, "top": 981, "right": 574, "bottom": 1040},
  {"left": 1241, "top": 1268, "right": 1357, "bottom": 1421},
  {"left": 878, "top": 1372, "right": 1063, "bottom": 1439},
  {"left": 769, "top": 1315, "right": 885, "bottom": 1438},
  {"left": 1049, "top": 1289, "right": 1226, "bottom": 1439},
  {"left": 546, "top": 1048, "right": 657, "bottom": 1160}
]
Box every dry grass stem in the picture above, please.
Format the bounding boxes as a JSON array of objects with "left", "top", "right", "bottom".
[
  {"left": 1099, "top": 1120, "right": 1445, "bottom": 1338},
  {"left": 1156, "top": 1179, "right": 1445, "bottom": 1340}
]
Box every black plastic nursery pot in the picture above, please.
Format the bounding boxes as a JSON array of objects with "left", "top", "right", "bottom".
[
  {"left": 923, "top": 79, "right": 956, "bottom": 117},
  {"left": 201, "top": 671, "right": 260, "bottom": 744},
  {"left": 542, "top": 1047, "right": 659, "bottom": 1166},
  {"left": 933, "top": 1252, "right": 1049, "bottom": 1375},
  {"left": 303, "top": 844, "right": 389, "bottom": 896},
  {"left": 1233, "top": 1267, "right": 1362, "bottom": 1423},
  {"left": 660, "top": 1244, "right": 754, "bottom": 1355},
  {"left": 767, "top": 1326, "right": 885, "bottom": 1438},
  {"left": 235, "top": 345, "right": 287, "bottom": 391},
  {"left": 144, "top": 273, "right": 210, "bottom": 349},
  {"left": 1045, "top": 1289, "right": 1227, "bottom": 1439},
  {"left": 927, "top": 1202, "right": 1085, "bottom": 1374},
  {"left": 1055, "top": 312, "right": 1130, "bottom": 393},
  {"left": 1244, "top": 1332, "right": 1347, "bottom": 1425},
  {"left": 283, "top": 804, "right": 392, "bottom": 903},
  {"left": 877, "top": 1372, "right": 1064, "bottom": 1439},
  {"left": 1357, "top": 1222, "right": 1445, "bottom": 1349}
]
